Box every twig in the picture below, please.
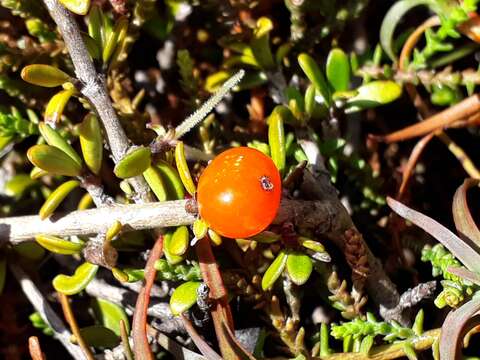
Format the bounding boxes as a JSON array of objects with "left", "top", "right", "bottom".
[
  {"left": 41, "top": 0, "right": 151, "bottom": 202},
  {"left": 28, "top": 336, "right": 46, "bottom": 360},
  {"left": 58, "top": 292, "right": 95, "bottom": 360},
  {"left": 0, "top": 199, "right": 197, "bottom": 243},
  {"left": 9, "top": 263, "right": 85, "bottom": 360}
]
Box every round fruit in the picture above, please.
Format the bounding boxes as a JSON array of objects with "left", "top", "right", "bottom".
[{"left": 197, "top": 147, "right": 282, "bottom": 238}]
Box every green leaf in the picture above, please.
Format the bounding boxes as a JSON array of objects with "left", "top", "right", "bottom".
[
  {"left": 193, "top": 218, "right": 209, "bottom": 240},
  {"left": 261, "top": 250, "right": 287, "bottom": 290},
  {"left": 39, "top": 180, "right": 80, "bottom": 219},
  {"left": 21, "top": 64, "right": 70, "bottom": 87},
  {"left": 359, "top": 335, "right": 374, "bottom": 354},
  {"left": 298, "top": 53, "right": 331, "bottom": 106},
  {"left": 27, "top": 144, "right": 82, "bottom": 177},
  {"left": 250, "top": 17, "right": 275, "bottom": 69},
  {"left": 76, "top": 325, "right": 119, "bottom": 348},
  {"left": 103, "top": 17, "right": 128, "bottom": 64},
  {"left": 169, "top": 226, "right": 190, "bottom": 256},
  {"left": 380, "top": 0, "right": 435, "bottom": 60},
  {"left": 38, "top": 123, "right": 82, "bottom": 167},
  {"left": 88, "top": 5, "right": 103, "bottom": 46},
  {"left": 164, "top": 232, "right": 184, "bottom": 265},
  {"left": 347, "top": 81, "right": 402, "bottom": 111},
  {"left": 170, "top": 281, "right": 201, "bottom": 315},
  {"left": 53, "top": 262, "right": 99, "bottom": 295},
  {"left": 156, "top": 160, "right": 185, "bottom": 200},
  {"left": 14, "top": 242, "right": 45, "bottom": 261},
  {"left": 78, "top": 114, "right": 103, "bottom": 175},
  {"left": 35, "top": 234, "right": 84, "bottom": 255},
  {"left": 4, "top": 174, "right": 36, "bottom": 198},
  {"left": 175, "top": 141, "right": 196, "bottom": 196},
  {"left": 268, "top": 106, "right": 286, "bottom": 175},
  {"left": 114, "top": 146, "right": 151, "bottom": 179},
  {"left": 326, "top": 48, "right": 350, "bottom": 92},
  {"left": 44, "top": 88, "right": 76, "bottom": 124},
  {"left": 59, "top": 0, "right": 91, "bottom": 15},
  {"left": 143, "top": 166, "right": 168, "bottom": 201},
  {"left": 92, "top": 298, "right": 129, "bottom": 337},
  {"left": 286, "top": 252, "right": 313, "bottom": 285}
]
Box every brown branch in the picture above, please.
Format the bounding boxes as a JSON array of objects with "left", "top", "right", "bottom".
[{"left": 41, "top": 0, "right": 151, "bottom": 202}]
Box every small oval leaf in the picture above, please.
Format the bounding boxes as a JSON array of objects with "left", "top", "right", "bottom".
[
  {"left": 53, "top": 262, "right": 99, "bottom": 295},
  {"left": 44, "top": 88, "right": 76, "bottom": 125},
  {"left": 170, "top": 226, "right": 189, "bottom": 256},
  {"left": 21, "top": 64, "right": 70, "bottom": 87},
  {"left": 27, "top": 145, "right": 82, "bottom": 177},
  {"left": 347, "top": 80, "right": 402, "bottom": 110},
  {"left": 170, "top": 281, "right": 201, "bottom": 315},
  {"left": 4, "top": 174, "right": 36, "bottom": 198},
  {"left": 326, "top": 48, "right": 350, "bottom": 92},
  {"left": 35, "top": 234, "right": 84, "bottom": 255},
  {"left": 286, "top": 252, "right": 313, "bottom": 285},
  {"left": 143, "top": 166, "right": 167, "bottom": 201},
  {"left": 39, "top": 180, "right": 80, "bottom": 219},
  {"left": 156, "top": 160, "right": 185, "bottom": 200},
  {"left": 164, "top": 232, "right": 184, "bottom": 265},
  {"left": 78, "top": 114, "right": 103, "bottom": 175},
  {"left": 103, "top": 17, "right": 128, "bottom": 64},
  {"left": 261, "top": 250, "right": 287, "bottom": 290},
  {"left": 114, "top": 147, "right": 151, "bottom": 179},
  {"left": 175, "top": 141, "right": 196, "bottom": 196},
  {"left": 39, "top": 123, "right": 82, "bottom": 167},
  {"left": 59, "top": 0, "right": 91, "bottom": 15},
  {"left": 93, "top": 298, "right": 129, "bottom": 337},
  {"left": 208, "top": 229, "right": 222, "bottom": 246},
  {"left": 193, "top": 218, "right": 208, "bottom": 240}
]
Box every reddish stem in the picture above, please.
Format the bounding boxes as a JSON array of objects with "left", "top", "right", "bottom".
[{"left": 132, "top": 235, "right": 164, "bottom": 360}]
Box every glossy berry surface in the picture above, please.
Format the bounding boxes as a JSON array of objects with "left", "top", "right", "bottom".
[{"left": 197, "top": 147, "right": 282, "bottom": 238}]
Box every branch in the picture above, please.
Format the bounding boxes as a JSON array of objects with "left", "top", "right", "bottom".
[
  {"left": 41, "top": 0, "right": 151, "bottom": 202},
  {"left": 0, "top": 199, "right": 196, "bottom": 243},
  {"left": 9, "top": 263, "right": 85, "bottom": 360}
]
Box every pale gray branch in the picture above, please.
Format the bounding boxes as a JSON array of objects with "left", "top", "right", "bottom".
[
  {"left": 0, "top": 200, "right": 196, "bottom": 243},
  {"left": 41, "top": 0, "right": 151, "bottom": 202},
  {"left": 9, "top": 263, "right": 85, "bottom": 360}
]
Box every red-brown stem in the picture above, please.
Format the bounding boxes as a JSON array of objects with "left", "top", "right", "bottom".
[
  {"left": 28, "top": 336, "right": 46, "bottom": 360},
  {"left": 132, "top": 235, "right": 164, "bottom": 360},
  {"left": 58, "top": 293, "right": 95, "bottom": 360},
  {"left": 195, "top": 236, "right": 238, "bottom": 359}
]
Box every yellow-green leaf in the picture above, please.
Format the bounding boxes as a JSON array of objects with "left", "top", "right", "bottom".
[
  {"left": 35, "top": 234, "right": 84, "bottom": 255},
  {"left": 143, "top": 166, "right": 167, "bottom": 201},
  {"left": 268, "top": 106, "right": 286, "bottom": 174},
  {"left": 298, "top": 237, "right": 325, "bottom": 252},
  {"left": 174, "top": 141, "right": 196, "bottom": 196},
  {"left": 208, "top": 229, "right": 222, "bottom": 246},
  {"left": 164, "top": 232, "right": 184, "bottom": 265},
  {"left": 21, "top": 64, "right": 70, "bottom": 88},
  {"left": 114, "top": 146, "right": 151, "bottom": 179},
  {"left": 347, "top": 81, "right": 402, "bottom": 111},
  {"left": 77, "top": 193, "right": 93, "bottom": 210},
  {"left": 39, "top": 180, "right": 80, "bottom": 219},
  {"left": 170, "top": 281, "right": 201, "bottom": 315},
  {"left": 88, "top": 5, "right": 102, "bottom": 45},
  {"left": 193, "top": 218, "right": 208, "bottom": 240},
  {"left": 59, "top": 0, "right": 91, "bottom": 15},
  {"left": 53, "top": 262, "right": 99, "bottom": 295},
  {"left": 92, "top": 298, "right": 129, "bottom": 337},
  {"left": 78, "top": 114, "right": 103, "bottom": 175},
  {"left": 44, "top": 88, "right": 76, "bottom": 124},
  {"left": 286, "top": 252, "right": 313, "bottom": 285},
  {"left": 103, "top": 17, "right": 128, "bottom": 64},
  {"left": 298, "top": 53, "right": 331, "bottom": 106},
  {"left": 261, "top": 250, "right": 287, "bottom": 290},
  {"left": 169, "top": 226, "right": 189, "bottom": 256},
  {"left": 27, "top": 144, "right": 82, "bottom": 177},
  {"left": 156, "top": 160, "right": 185, "bottom": 200},
  {"left": 4, "top": 174, "right": 36, "bottom": 198},
  {"left": 39, "top": 123, "right": 82, "bottom": 167},
  {"left": 105, "top": 220, "right": 122, "bottom": 242},
  {"left": 250, "top": 17, "right": 275, "bottom": 69},
  {"left": 326, "top": 48, "right": 350, "bottom": 92},
  {"left": 30, "top": 166, "right": 48, "bottom": 179}
]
